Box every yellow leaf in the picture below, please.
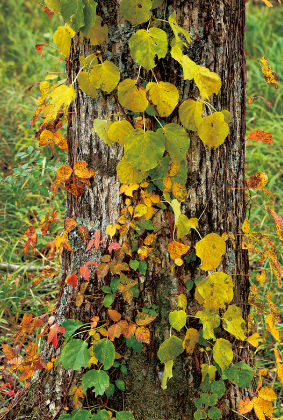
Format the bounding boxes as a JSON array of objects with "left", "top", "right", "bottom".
[
  {"left": 196, "top": 309, "right": 220, "bottom": 340},
  {"left": 246, "top": 333, "right": 260, "bottom": 347},
  {"left": 167, "top": 241, "right": 189, "bottom": 260},
  {"left": 260, "top": 56, "right": 279, "bottom": 89},
  {"left": 84, "top": 16, "right": 108, "bottom": 45},
  {"left": 179, "top": 99, "right": 203, "bottom": 131},
  {"left": 168, "top": 13, "right": 191, "bottom": 46},
  {"left": 196, "top": 272, "right": 233, "bottom": 311},
  {"left": 48, "top": 84, "right": 76, "bottom": 120},
  {"left": 107, "top": 120, "right": 134, "bottom": 145},
  {"left": 176, "top": 215, "right": 198, "bottom": 239},
  {"left": 90, "top": 61, "right": 120, "bottom": 94},
  {"left": 195, "top": 232, "right": 226, "bottom": 271},
  {"left": 146, "top": 82, "right": 179, "bottom": 117},
  {"left": 183, "top": 328, "right": 199, "bottom": 354},
  {"left": 265, "top": 314, "right": 280, "bottom": 341},
  {"left": 171, "top": 46, "right": 200, "bottom": 80},
  {"left": 194, "top": 66, "right": 222, "bottom": 99},
  {"left": 198, "top": 112, "right": 229, "bottom": 148},
  {"left": 222, "top": 305, "right": 246, "bottom": 340},
  {"left": 213, "top": 338, "right": 233, "bottom": 372},
  {"left": 144, "top": 233, "right": 155, "bottom": 246},
  {"left": 163, "top": 175, "right": 172, "bottom": 193},
  {"left": 238, "top": 397, "right": 254, "bottom": 415},
  {"left": 177, "top": 294, "right": 187, "bottom": 310},
  {"left": 120, "top": 183, "right": 140, "bottom": 197},
  {"left": 273, "top": 348, "right": 283, "bottom": 385},
  {"left": 251, "top": 397, "right": 265, "bottom": 420},
  {"left": 170, "top": 199, "right": 181, "bottom": 225},
  {"left": 53, "top": 26, "right": 72, "bottom": 58},
  {"left": 261, "top": 0, "right": 273, "bottom": 5},
  {"left": 246, "top": 172, "right": 268, "bottom": 189},
  {"left": 93, "top": 119, "right": 113, "bottom": 146},
  {"left": 174, "top": 258, "right": 183, "bottom": 266},
  {"left": 118, "top": 79, "right": 149, "bottom": 113},
  {"left": 105, "top": 224, "right": 120, "bottom": 238},
  {"left": 161, "top": 360, "right": 173, "bottom": 390},
  {"left": 258, "top": 386, "right": 277, "bottom": 402},
  {"left": 77, "top": 72, "right": 97, "bottom": 99},
  {"left": 172, "top": 182, "right": 187, "bottom": 202},
  {"left": 134, "top": 204, "right": 148, "bottom": 218},
  {"left": 242, "top": 218, "right": 250, "bottom": 234},
  {"left": 201, "top": 364, "right": 217, "bottom": 382},
  {"left": 256, "top": 271, "right": 266, "bottom": 284}
]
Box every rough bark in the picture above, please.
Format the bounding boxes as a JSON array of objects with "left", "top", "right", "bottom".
[{"left": 11, "top": 1, "right": 252, "bottom": 419}]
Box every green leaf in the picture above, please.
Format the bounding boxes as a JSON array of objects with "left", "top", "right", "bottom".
[
  {"left": 60, "top": 0, "right": 85, "bottom": 32},
  {"left": 222, "top": 305, "right": 246, "bottom": 340},
  {"left": 211, "top": 381, "right": 225, "bottom": 398},
  {"left": 194, "top": 398, "right": 202, "bottom": 410},
  {"left": 101, "top": 286, "right": 112, "bottom": 293},
  {"left": 116, "top": 412, "right": 135, "bottom": 420},
  {"left": 117, "top": 156, "right": 148, "bottom": 184},
  {"left": 60, "top": 339, "right": 90, "bottom": 370},
  {"left": 45, "top": 0, "right": 60, "bottom": 13},
  {"left": 152, "top": 156, "right": 170, "bottom": 190},
  {"left": 169, "top": 310, "right": 186, "bottom": 331},
  {"left": 179, "top": 99, "right": 203, "bottom": 131},
  {"left": 129, "top": 260, "right": 139, "bottom": 271},
  {"left": 169, "top": 13, "right": 191, "bottom": 46},
  {"left": 103, "top": 294, "right": 115, "bottom": 307},
  {"left": 89, "top": 61, "right": 120, "bottom": 93},
  {"left": 207, "top": 407, "right": 222, "bottom": 419},
  {"left": 58, "top": 415, "right": 72, "bottom": 420},
  {"left": 186, "top": 280, "right": 194, "bottom": 291},
  {"left": 157, "top": 336, "right": 184, "bottom": 363},
  {"left": 73, "top": 410, "right": 92, "bottom": 420},
  {"left": 105, "top": 383, "right": 115, "bottom": 398},
  {"left": 107, "top": 120, "right": 134, "bottom": 145},
  {"left": 194, "top": 411, "right": 203, "bottom": 420},
  {"left": 227, "top": 361, "right": 254, "bottom": 388},
  {"left": 200, "top": 393, "right": 211, "bottom": 408},
  {"left": 119, "top": 0, "right": 152, "bottom": 25},
  {"left": 213, "top": 338, "right": 233, "bottom": 372},
  {"left": 151, "top": 0, "right": 163, "bottom": 8},
  {"left": 62, "top": 319, "right": 83, "bottom": 338},
  {"left": 118, "top": 79, "right": 149, "bottom": 113},
  {"left": 115, "top": 379, "right": 126, "bottom": 391},
  {"left": 81, "top": 0, "right": 97, "bottom": 34},
  {"left": 121, "top": 364, "right": 128, "bottom": 374},
  {"left": 157, "top": 123, "right": 190, "bottom": 163},
  {"left": 198, "top": 112, "right": 229, "bottom": 149},
  {"left": 93, "top": 119, "right": 113, "bottom": 146},
  {"left": 110, "top": 277, "right": 121, "bottom": 292},
  {"left": 176, "top": 215, "right": 198, "bottom": 239},
  {"left": 93, "top": 338, "right": 115, "bottom": 370},
  {"left": 209, "top": 394, "right": 218, "bottom": 407},
  {"left": 39, "top": 185, "right": 50, "bottom": 197},
  {"left": 124, "top": 129, "right": 165, "bottom": 172},
  {"left": 77, "top": 72, "right": 97, "bottom": 99},
  {"left": 200, "top": 375, "right": 211, "bottom": 392},
  {"left": 82, "top": 369, "right": 110, "bottom": 396},
  {"left": 91, "top": 410, "right": 111, "bottom": 420},
  {"left": 143, "top": 220, "right": 154, "bottom": 230},
  {"left": 139, "top": 261, "right": 147, "bottom": 275},
  {"left": 129, "top": 28, "right": 167, "bottom": 71}
]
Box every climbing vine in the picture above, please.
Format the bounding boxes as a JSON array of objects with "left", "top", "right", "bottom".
[{"left": 1, "top": 1, "right": 283, "bottom": 419}]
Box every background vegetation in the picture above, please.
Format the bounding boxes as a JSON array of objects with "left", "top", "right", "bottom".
[{"left": 0, "top": 0, "right": 282, "bottom": 414}]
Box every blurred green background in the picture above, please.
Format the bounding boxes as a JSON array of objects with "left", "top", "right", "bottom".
[{"left": 0, "top": 0, "right": 282, "bottom": 414}]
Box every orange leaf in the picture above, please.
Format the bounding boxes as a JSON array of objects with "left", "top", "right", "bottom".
[
  {"left": 78, "top": 225, "right": 90, "bottom": 244},
  {"left": 91, "top": 316, "right": 99, "bottom": 328},
  {"left": 172, "top": 182, "right": 187, "bottom": 202},
  {"left": 108, "top": 310, "right": 122, "bottom": 322},
  {"left": 258, "top": 386, "right": 277, "bottom": 402},
  {"left": 86, "top": 239, "right": 95, "bottom": 252},
  {"left": 108, "top": 324, "right": 122, "bottom": 341},
  {"left": 2, "top": 344, "right": 17, "bottom": 360},
  {"left": 167, "top": 241, "right": 189, "bottom": 260},
  {"left": 24, "top": 226, "right": 38, "bottom": 254},
  {"left": 163, "top": 176, "right": 172, "bottom": 193},
  {"left": 108, "top": 242, "right": 120, "bottom": 253},
  {"left": 80, "top": 266, "right": 90, "bottom": 281},
  {"left": 246, "top": 172, "right": 268, "bottom": 189},
  {"left": 118, "top": 320, "right": 129, "bottom": 336},
  {"left": 65, "top": 176, "right": 85, "bottom": 197},
  {"left": 43, "top": 5, "right": 54, "bottom": 20},
  {"left": 53, "top": 132, "right": 68, "bottom": 150},
  {"left": 247, "top": 130, "right": 274, "bottom": 144},
  {"left": 65, "top": 218, "right": 77, "bottom": 233},
  {"left": 74, "top": 161, "right": 96, "bottom": 179},
  {"left": 273, "top": 348, "right": 283, "bottom": 385},
  {"left": 66, "top": 274, "right": 78, "bottom": 288},
  {"left": 238, "top": 397, "right": 254, "bottom": 415},
  {"left": 124, "top": 322, "right": 136, "bottom": 338},
  {"left": 76, "top": 291, "right": 84, "bottom": 307},
  {"left": 270, "top": 211, "right": 283, "bottom": 242},
  {"left": 94, "top": 230, "right": 100, "bottom": 250},
  {"left": 135, "top": 312, "right": 156, "bottom": 326},
  {"left": 35, "top": 44, "right": 45, "bottom": 58},
  {"left": 135, "top": 326, "right": 150, "bottom": 344},
  {"left": 55, "top": 164, "right": 73, "bottom": 184}
]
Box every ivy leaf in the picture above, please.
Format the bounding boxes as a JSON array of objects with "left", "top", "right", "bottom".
[
  {"left": 194, "top": 67, "right": 222, "bottom": 99},
  {"left": 92, "top": 410, "right": 111, "bottom": 420},
  {"left": 179, "top": 99, "right": 203, "bottom": 131},
  {"left": 93, "top": 338, "right": 115, "bottom": 370},
  {"left": 45, "top": 0, "right": 60, "bottom": 13},
  {"left": 115, "top": 379, "right": 126, "bottom": 391},
  {"left": 72, "top": 411, "right": 92, "bottom": 420},
  {"left": 60, "top": 0, "right": 85, "bottom": 32},
  {"left": 62, "top": 319, "right": 83, "bottom": 338},
  {"left": 171, "top": 46, "right": 200, "bottom": 80},
  {"left": 195, "top": 233, "right": 226, "bottom": 271},
  {"left": 48, "top": 84, "right": 76, "bottom": 120},
  {"left": 196, "top": 309, "right": 220, "bottom": 341},
  {"left": 118, "top": 80, "right": 149, "bottom": 113},
  {"left": 207, "top": 407, "right": 222, "bottom": 419},
  {"left": 116, "top": 412, "right": 135, "bottom": 420},
  {"left": 183, "top": 328, "right": 199, "bottom": 354},
  {"left": 246, "top": 172, "right": 268, "bottom": 189},
  {"left": 169, "top": 13, "right": 191, "bottom": 46},
  {"left": 213, "top": 338, "right": 233, "bottom": 372},
  {"left": 107, "top": 120, "right": 134, "bottom": 145},
  {"left": 176, "top": 215, "right": 198, "bottom": 239},
  {"left": 93, "top": 119, "right": 113, "bottom": 146},
  {"left": 117, "top": 156, "right": 148, "bottom": 184},
  {"left": 119, "top": 0, "right": 152, "bottom": 25},
  {"left": 161, "top": 360, "right": 173, "bottom": 390},
  {"left": 238, "top": 397, "right": 254, "bottom": 415},
  {"left": 82, "top": 369, "right": 109, "bottom": 396},
  {"left": 84, "top": 16, "right": 108, "bottom": 45},
  {"left": 53, "top": 26, "right": 75, "bottom": 58},
  {"left": 129, "top": 28, "right": 167, "bottom": 71},
  {"left": 146, "top": 82, "right": 178, "bottom": 117},
  {"left": 124, "top": 129, "right": 165, "bottom": 172},
  {"left": 198, "top": 112, "right": 229, "bottom": 149},
  {"left": 156, "top": 123, "right": 190, "bottom": 163},
  {"left": 77, "top": 72, "right": 97, "bottom": 99},
  {"left": 227, "top": 361, "right": 254, "bottom": 388},
  {"left": 211, "top": 381, "right": 225, "bottom": 398},
  {"left": 60, "top": 339, "right": 91, "bottom": 370},
  {"left": 196, "top": 272, "right": 233, "bottom": 311},
  {"left": 169, "top": 310, "right": 187, "bottom": 331},
  {"left": 222, "top": 305, "right": 246, "bottom": 340},
  {"left": 80, "top": 0, "right": 97, "bottom": 35},
  {"left": 89, "top": 61, "right": 120, "bottom": 93},
  {"left": 157, "top": 336, "right": 184, "bottom": 363}
]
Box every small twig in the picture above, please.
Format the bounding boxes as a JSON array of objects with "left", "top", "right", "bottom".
[{"left": 0, "top": 263, "right": 48, "bottom": 273}]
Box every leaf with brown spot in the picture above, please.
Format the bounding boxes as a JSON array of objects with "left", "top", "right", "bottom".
[
  {"left": 246, "top": 172, "right": 268, "bottom": 189},
  {"left": 35, "top": 44, "right": 45, "bottom": 58},
  {"left": 135, "top": 312, "right": 156, "bottom": 326},
  {"left": 74, "top": 161, "right": 96, "bottom": 179},
  {"left": 247, "top": 130, "right": 274, "bottom": 144},
  {"left": 108, "top": 310, "right": 121, "bottom": 322},
  {"left": 108, "top": 324, "right": 122, "bottom": 341},
  {"left": 65, "top": 176, "right": 85, "bottom": 197},
  {"left": 260, "top": 56, "right": 279, "bottom": 89},
  {"left": 135, "top": 326, "right": 150, "bottom": 344},
  {"left": 55, "top": 164, "right": 72, "bottom": 184},
  {"left": 78, "top": 225, "right": 90, "bottom": 244},
  {"left": 167, "top": 241, "right": 189, "bottom": 260}
]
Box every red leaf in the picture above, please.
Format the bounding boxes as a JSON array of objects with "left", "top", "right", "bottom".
[
  {"left": 66, "top": 274, "right": 78, "bottom": 288},
  {"left": 108, "top": 242, "right": 121, "bottom": 253},
  {"left": 85, "top": 261, "right": 99, "bottom": 266},
  {"left": 43, "top": 5, "right": 54, "bottom": 20},
  {"left": 94, "top": 230, "right": 100, "bottom": 250},
  {"left": 86, "top": 239, "right": 95, "bottom": 252},
  {"left": 0, "top": 383, "right": 11, "bottom": 391},
  {"left": 108, "top": 324, "right": 122, "bottom": 341},
  {"left": 80, "top": 266, "right": 90, "bottom": 281},
  {"left": 35, "top": 44, "right": 45, "bottom": 58},
  {"left": 48, "top": 323, "right": 65, "bottom": 349}
]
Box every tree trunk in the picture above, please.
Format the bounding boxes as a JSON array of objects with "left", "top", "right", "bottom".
[{"left": 11, "top": 1, "right": 252, "bottom": 419}]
